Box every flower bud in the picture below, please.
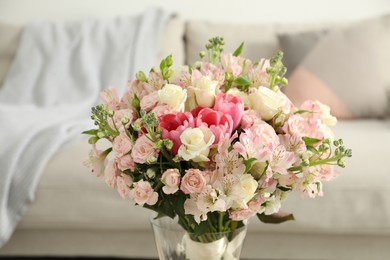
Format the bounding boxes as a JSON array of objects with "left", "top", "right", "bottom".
[
  {"left": 337, "top": 159, "right": 346, "bottom": 168},
  {"left": 121, "top": 117, "right": 130, "bottom": 125},
  {"left": 146, "top": 156, "right": 158, "bottom": 164},
  {"left": 133, "top": 123, "right": 141, "bottom": 131},
  {"left": 146, "top": 168, "right": 156, "bottom": 179},
  {"left": 107, "top": 110, "right": 114, "bottom": 117}
]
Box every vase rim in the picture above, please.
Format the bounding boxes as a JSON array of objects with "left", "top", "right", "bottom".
[{"left": 149, "top": 213, "right": 248, "bottom": 235}]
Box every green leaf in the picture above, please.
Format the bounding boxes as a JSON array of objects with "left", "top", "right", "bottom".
[
  {"left": 244, "top": 158, "right": 257, "bottom": 173},
  {"left": 132, "top": 94, "right": 140, "bottom": 110},
  {"left": 234, "top": 76, "right": 252, "bottom": 87},
  {"left": 307, "top": 146, "right": 319, "bottom": 154},
  {"left": 159, "top": 59, "right": 166, "bottom": 73},
  {"left": 233, "top": 42, "right": 244, "bottom": 57},
  {"left": 88, "top": 136, "right": 99, "bottom": 144},
  {"left": 257, "top": 212, "right": 295, "bottom": 224},
  {"left": 82, "top": 129, "right": 98, "bottom": 135},
  {"left": 302, "top": 136, "right": 321, "bottom": 146}
]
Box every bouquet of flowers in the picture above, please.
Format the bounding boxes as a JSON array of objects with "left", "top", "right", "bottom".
[{"left": 83, "top": 37, "right": 351, "bottom": 253}]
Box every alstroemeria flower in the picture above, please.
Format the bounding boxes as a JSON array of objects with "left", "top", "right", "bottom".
[
  {"left": 100, "top": 87, "right": 120, "bottom": 110},
  {"left": 83, "top": 144, "right": 108, "bottom": 177},
  {"left": 220, "top": 53, "right": 244, "bottom": 77},
  {"left": 214, "top": 93, "right": 244, "bottom": 130},
  {"left": 159, "top": 112, "right": 195, "bottom": 155}
]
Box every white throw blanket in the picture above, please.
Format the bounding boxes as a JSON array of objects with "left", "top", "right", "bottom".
[{"left": 0, "top": 7, "right": 171, "bottom": 247}]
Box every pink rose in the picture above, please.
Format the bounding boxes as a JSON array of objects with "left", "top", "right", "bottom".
[
  {"left": 104, "top": 160, "right": 120, "bottom": 188},
  {"left": 140, "top": 92, "right": 159, "bottom": 112},
  {"left": 108, "top": 109, "right": 134, "bottom": 131},
  {"left": 161, "top": 169, "right": 181, "bottom": 194},
  {"left": 284, "top": 114, "right": 311, "bottom": 136},
  {"left": 131, "top": 135, "right": 159, "bottom": 164},
  {"left": 151, "top": 104, "right": 171, "bottom": 118},
  {"left": 180, "top": 169, "right": 207, "bottom": 194},
  {"left": 214, "top": 93, "right": 244, "bottom": 130},
  {"left": 129, "top": 180, "right": 158, "bottom": 206},
  {"left": 113, "top": 132, "right": 133, "bottom": 158},
  {"left": 116, "top": 174, "right": 133, "bottom": 199},
  {"left": 117, "top": 154, "right": 135, "bottom": 172},
  {"left": 193, "top": 107, "right": 233, "bottom": 144},
  {"left": 159, "top": 112, "right": 195, "bottom": 155}
]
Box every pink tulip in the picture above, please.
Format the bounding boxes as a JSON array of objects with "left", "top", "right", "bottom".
[
  {"left": 193, "top": 107, "right": 233, "bottom": 144},
  {"left": 214, "top": 93, "right": 244, "bottom": 130},
  {"left": 159, "top": 112, "right": 195, "bottom": 155}
]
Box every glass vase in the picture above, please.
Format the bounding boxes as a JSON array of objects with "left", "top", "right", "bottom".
[{"left": 150, "top": 214, "right": 247, "bottom": 260}]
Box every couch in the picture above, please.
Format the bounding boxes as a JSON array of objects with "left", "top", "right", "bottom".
[{"left": 1, "top": 13, "right": 390, "bottom": 260}]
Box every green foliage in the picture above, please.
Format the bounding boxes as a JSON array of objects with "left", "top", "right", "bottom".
[
  {"left": 160, "top": 55, "right": 174, "bottom": 80},
  {"left": 257, "top": 212, "right": 295, "bottom": 224},
  {"left": 233, "top": 42, "right": 244, "bottom": 57}
]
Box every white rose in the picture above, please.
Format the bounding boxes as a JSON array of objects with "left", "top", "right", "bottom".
[
  {"left": 227, "top": 88, "right": 250, "bottom": 108},
  {"left": 318, "top": 102, "right": 337, "bottom": 126},
  {"left": 249, "top": 86, "right": 286, "bottom": 121},
  {"left": 178, "top": 126, "right": 215, "bottom": 162},
  {"left": 158, "top": 84, "right": 187, "bottom": 112},
  {"left": 232, "top": 174, "right": 258, "bottom": 209},
  {"left": 191, "top": 75, "right": 218, "bottom": 107}
]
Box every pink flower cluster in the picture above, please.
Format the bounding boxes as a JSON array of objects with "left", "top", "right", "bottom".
[{"left": 84, "top": 48, "right": 345, "bottom": 224}]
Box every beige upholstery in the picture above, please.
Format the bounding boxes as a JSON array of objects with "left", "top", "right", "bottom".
[{"left": 0, "top": 23, "right": 22, "bottom": 86}]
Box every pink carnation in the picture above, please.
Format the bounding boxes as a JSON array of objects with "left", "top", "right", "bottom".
[
  {"left": 241, "top": 110, "right": 262, "bottom": 129},
  {"left": 214, "top": 93, "right": 244, "bottom": 130}
]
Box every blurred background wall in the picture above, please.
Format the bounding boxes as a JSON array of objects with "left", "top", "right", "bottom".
[{"left": 1, "top": 0, "right": 390, "bottom": 25}]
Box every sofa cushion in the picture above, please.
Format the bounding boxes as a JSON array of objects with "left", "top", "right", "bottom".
[
  {"left": 185, "top": 20, "right": 341, "bottom": 65},
  {"left": 158, "top": 15, "right": 185, "bottom": 66},
  {"left": 283, "top": 15, "right": 390, "bottom": 119},
  {"left": 0, "top": 23, "right": 22, "bottom": 86},
  {"left": 278, "top": 30, "right": 326, "bottom": 76}
]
